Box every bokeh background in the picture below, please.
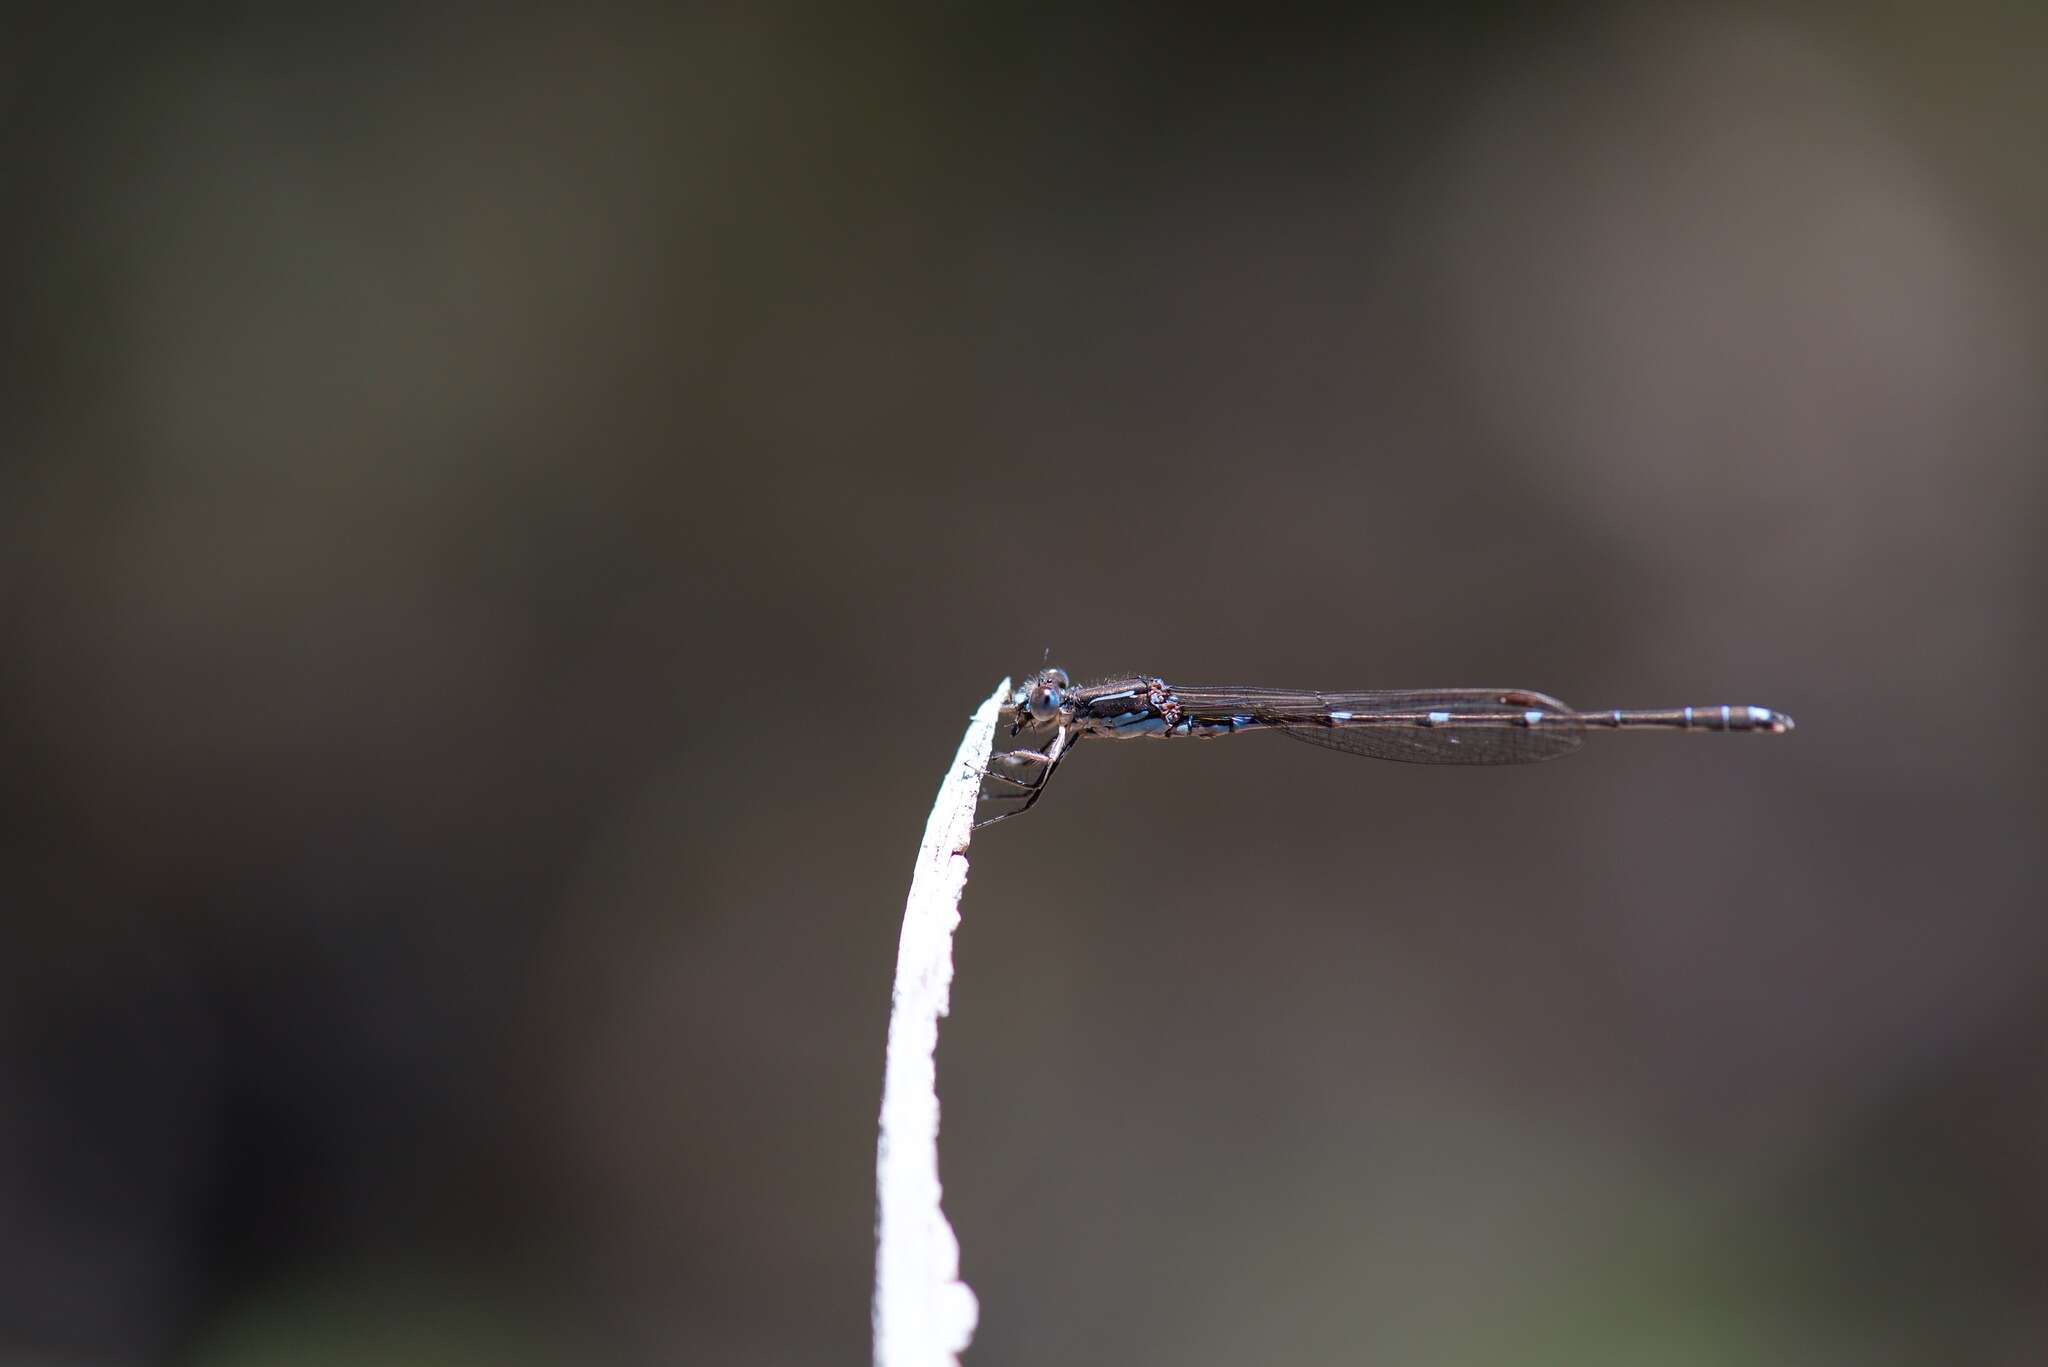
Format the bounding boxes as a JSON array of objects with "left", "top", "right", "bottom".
[{"left": 6, "top": 4, "right": 2045, "bottom": 1364}]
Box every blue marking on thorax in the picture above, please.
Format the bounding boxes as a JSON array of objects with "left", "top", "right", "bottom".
[
  {"left": 1426, "top": 710, "right": 1452, "bottom": 726},
  {"left": 1110, "top": 712, "right": 1169, "bottom": 736},
  {"left": 1328, "top": 710, "right": 1352, "bottom": 722}
]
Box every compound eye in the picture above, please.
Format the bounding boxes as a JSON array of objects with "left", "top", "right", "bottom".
[
  {"left": 1028, "top": 683, "right": 1064, "bottom": 722},
  {"left": 1046, "top": 668, "right": 1070, "bottom": 689}
]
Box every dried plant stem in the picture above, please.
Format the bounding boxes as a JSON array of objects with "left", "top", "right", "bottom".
[{"left": 872, "top": 678, "right": 1008, "bottom": 1367}]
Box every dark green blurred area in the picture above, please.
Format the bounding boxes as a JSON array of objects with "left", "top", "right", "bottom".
[{"left": 4, "top": 4, "right": 2044, "bottom": 1364}]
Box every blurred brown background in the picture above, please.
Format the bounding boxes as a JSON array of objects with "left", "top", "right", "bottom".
[{"left": 4, "top": 4, "right": 2045, "bottom": 1364}]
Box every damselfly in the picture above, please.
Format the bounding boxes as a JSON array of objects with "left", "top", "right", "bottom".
[{"left": 978, "top": 669, "right": 1794, "bottom": 826}]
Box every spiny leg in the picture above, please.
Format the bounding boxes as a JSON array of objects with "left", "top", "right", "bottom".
[
  {"left": 979, "top": 747, "right": 1061, "bottom": 790},
  {"left": 971, "top": 789, "right": 1038, "bottom": 827},
  {"left": 973, "top": 728, "right": 1075, "bottom": 828},
  {"left": 973, "top": 769, "right": 1061, "bottom": 826}
]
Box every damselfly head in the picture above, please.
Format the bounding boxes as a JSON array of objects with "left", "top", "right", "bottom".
[{"left": 1011, "top": 667, "right": 1072, "bottom": 734}]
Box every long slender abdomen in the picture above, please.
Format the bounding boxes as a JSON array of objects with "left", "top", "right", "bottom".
[{"left": 1582, "top": 705, "right": 1795, "bottom": 734}]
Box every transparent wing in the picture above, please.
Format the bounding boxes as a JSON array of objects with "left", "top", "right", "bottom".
[
  {"left": 1289, "top": 690, "right": 1581, "bottom": 765},
  {"left": 1173, "top": 686, "right": 1586, "bottom": 766}
]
